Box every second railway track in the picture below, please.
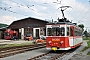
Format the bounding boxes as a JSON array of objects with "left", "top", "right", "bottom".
[{"left": 0, "top": 43, "right": 46, "bottom": 58}]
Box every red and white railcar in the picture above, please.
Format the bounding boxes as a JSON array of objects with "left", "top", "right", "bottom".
[
  {"left": 46, "top": 22, "right": 83, "bottom": 51},
  {"left": 46, "top": 6, "right": 83, "bottom": 51}
]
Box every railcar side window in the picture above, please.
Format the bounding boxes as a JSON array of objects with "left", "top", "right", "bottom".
[
  {"left": 67, "top": 27, "right": 69, "bottom": 36},
  {"left": 70, "top": 27, "right": 73, "bottom": 36},
  {"left": 47, "top": 28, "right": 52, "bottom": 36},
  {"left": 60, "top": 27, "right": 65, "bottom": 36},
  {"left": 74, "top": 27, "right": 82, "bottom": 36}
]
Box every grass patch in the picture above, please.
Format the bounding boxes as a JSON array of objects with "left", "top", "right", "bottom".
[
  {"left": 0, "top": 42, "right": 34, "bottom": 49},
  {"left": 83, "top": 37, "right": 90, "bottom": 40},
  {"left": 81, "top": 46, "right": 89, "bottom": 52},
  {"left": 87, "top": 40, "right": 90, "bottom": 55},
  {"left": 87, "top": 51, "right": 90, "bottom": 55},
  {"left": 87, "top": 40, "right": 90, "bottom": 47},
  {"left": 81, "top": 40, "right": 90, "bottom": 52}
]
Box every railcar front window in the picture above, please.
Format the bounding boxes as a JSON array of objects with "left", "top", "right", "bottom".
[
  {"left": 52, "top": 27, "right": 60, "bottom": 36},
  {"left": 60, "top": 27, "right": 65, "bottom": 36},
  {"left": 47, "top": 27, "right": 65, "bottom": 36}
]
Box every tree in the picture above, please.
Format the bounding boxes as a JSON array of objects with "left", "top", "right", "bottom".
[
  {"left": 0, "top": 23, "right": 8, "bottom": 28},
  {"left": 78, "top": 24, "right": 84, "bottom": 31},
  {"left": 83, "top": 30, "right": 88, "bottom": 37}
]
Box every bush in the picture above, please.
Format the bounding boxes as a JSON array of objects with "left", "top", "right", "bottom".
[{"left": 87, "top": 40, "right": 90, "bottom": 47}]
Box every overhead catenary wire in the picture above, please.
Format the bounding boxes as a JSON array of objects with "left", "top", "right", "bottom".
[
  {"left": 79, "top": 6, "right": 90, "bottom": 21},
  {"left": 0, "top": 0, "right": 35, "bottom": 16},
  {"left": 55, "top": 0, "right": 75, "bottom": 20},
  {"left": 56, "top": 0, "right": 90, "bottom": 23},
  {"left": 2, "top": 0, "right": 63, "bottom": 20},
  {"left": 75, "top": 3, "right": 89, "bottom": 18},
  {"left": 1, "top": 0, "right": 89, "bottom": 23},
  {"left": 7, "top": 0, "right": 48, "bottom": 17},
  {"left": 42, "top": 0, "right": 63, "bottom": 20},
  {"left": 70, "top": 1, "right": 90, "bottom": 23},
  {"left": 53, "top": 0, "right": 62, "bottom": 4},
  {"left": 7, "top": 0, "right": 35, "bottom": 11},
  {"left": 0, "top": 5, "right": 28, "bottom": 16}
]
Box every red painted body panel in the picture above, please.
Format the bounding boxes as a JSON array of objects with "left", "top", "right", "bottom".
[
  {"left": 46, "top": 23, "right": 83, "bottom": 50},
  {"left": 46, "top": 37, "right": 70, "bottom": 48}
]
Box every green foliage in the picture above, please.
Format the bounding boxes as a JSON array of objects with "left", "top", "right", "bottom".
[
  {"left": 78, "top": 24, "right": 84, "bottom": 31},
  {"left": 0, "top": 23, "right": 8, "bottom": 28},
  {"left": 87, "top": 40, "right": 90, "bottom": 47},
  {"left": 87, "top": 51, "right": 90, "bottom": 55},
  {"left": 81, "top": 38, "right": 90, "bottom": 52},
  {"left": 83, "top": 37, "right": 90, "bottom": 40},
  {"left": 81, "top": 46, "right": 89, "bottom": 52},
  {"left": 86, "top": 40, "right": 90, "bottom": 55},
  {"left": 83, "top": 30, "right": 90, "bottom": 37},
  {"left": 0, "top": 42, "right": 34, "bottom": 48}
]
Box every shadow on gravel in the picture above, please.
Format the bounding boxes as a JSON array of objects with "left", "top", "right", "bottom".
[{"left": 49, "top": 46, "right": 81, "bottom": 54}]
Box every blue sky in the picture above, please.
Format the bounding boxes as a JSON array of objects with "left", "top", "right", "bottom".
[
  {"left": 0, "top": 0, "right": 90, "bottom": 31},
  {"left": 76, "top": 0, "right": 88, "bottom": 3}
]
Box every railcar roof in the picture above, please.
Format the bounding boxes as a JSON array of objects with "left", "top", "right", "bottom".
[{"left": 47, "top": 22, "right": 76, "bottom": 26}]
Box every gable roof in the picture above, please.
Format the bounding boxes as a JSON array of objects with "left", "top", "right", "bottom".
[{"left": 10, "top": 17, "right": 48, "bottom": 25}]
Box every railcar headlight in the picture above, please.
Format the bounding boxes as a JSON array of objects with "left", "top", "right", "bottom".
[
  {"left": 48, "top": 41, "right": 51, "bottom": 44},
  {"left": 60, "top": 41, "right": 63, "bottom": 44}
]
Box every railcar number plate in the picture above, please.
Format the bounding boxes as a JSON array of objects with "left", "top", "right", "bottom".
[
  {"left": 52, "top": 47, "right": 57, "bottom": 51},
  {"left": 52, "top": 38, "right": 60, "bottom": 41}
]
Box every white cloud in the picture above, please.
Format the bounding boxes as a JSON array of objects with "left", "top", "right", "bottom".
[
  {"left": 0, "top": 16, "right": 17, "bottom": 25},
  {"left": 0, "top": 0, "right": 90, "bottom": 30}
]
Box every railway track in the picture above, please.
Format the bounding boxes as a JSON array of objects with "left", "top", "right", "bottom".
[
  {"left": 0, "top": 43, "right": 46, "bottom": 58},
  {"left": 28, "top": 51, "right": 68, "bottom": 60},
  {"left": 28, "top": 47, "right": 78, "bottom": 60}
]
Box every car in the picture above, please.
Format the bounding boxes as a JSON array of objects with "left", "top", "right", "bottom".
[
  {"left": 40, "top": 36, "right": 46, "bottom": 40},
  {"left": 24, "top": 34, "right": 33, "bottom": 41}
]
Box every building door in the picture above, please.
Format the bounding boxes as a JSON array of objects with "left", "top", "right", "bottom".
[
  {"left": 33, "top": 28, "right": 40, "bottom": 38},
  {"left": 36, "top": 29, "right": 39, "bottom": 37}
]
